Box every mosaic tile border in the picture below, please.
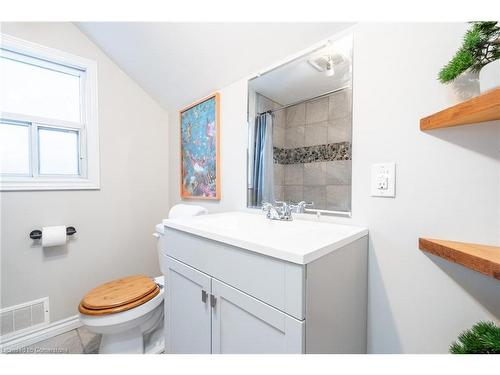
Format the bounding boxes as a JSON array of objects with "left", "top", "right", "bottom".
[{"left": 273, "top": 142, "right": 351, "bottom": 164}]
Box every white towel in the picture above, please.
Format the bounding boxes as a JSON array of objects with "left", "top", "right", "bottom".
[{"left": 168, "top": 204, "right": 208, "bottom": 219}]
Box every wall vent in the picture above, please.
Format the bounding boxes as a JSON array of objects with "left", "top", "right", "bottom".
[{"left": 0, "top": 297, "right": 49, "bottom": 339}]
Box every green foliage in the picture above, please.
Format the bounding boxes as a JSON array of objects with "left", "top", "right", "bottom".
[
  {"left": 450, "top": 321, "right": 500, "bottom": 354},
  {"left": 438, "top": 49, "right": 475, "bottom": 83},
  {"left": 439, "top": 21, "right": 500, "bottom": 83}
]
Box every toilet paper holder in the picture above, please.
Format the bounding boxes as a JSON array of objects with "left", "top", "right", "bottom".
[{"left": 29, "top": 226, "right": 77, "bottom": 240}]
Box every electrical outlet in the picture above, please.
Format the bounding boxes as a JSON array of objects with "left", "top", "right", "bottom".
[
  {"left": 376, "top": 175, "right": 388, "bottom": 190},
  {"left": 371, "top": 163, "right": 396, "bottom": 197}
]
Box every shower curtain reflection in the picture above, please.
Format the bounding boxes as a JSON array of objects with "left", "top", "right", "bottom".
[{"left": 251, "top": 112, "right": 275, "bottom": 206}]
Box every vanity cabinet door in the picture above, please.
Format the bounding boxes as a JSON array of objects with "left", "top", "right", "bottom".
[
  {"left": 165, "top": 256, "right": 212, "bottom": 354},
  {"left": 211, "top": 279, "right": 305, "bottom": 354}
]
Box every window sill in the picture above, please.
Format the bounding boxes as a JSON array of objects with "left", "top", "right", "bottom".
[{"left": 0, "top": 178, "right": 100, "bottom": 191}]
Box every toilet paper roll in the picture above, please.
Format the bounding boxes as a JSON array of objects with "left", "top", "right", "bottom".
[{"left": 41, "top": 226, "right": 67, "bottom": 247}]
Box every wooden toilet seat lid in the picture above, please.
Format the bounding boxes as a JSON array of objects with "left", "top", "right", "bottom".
[
  {"left": 80, "top": 275, "right": 158, "bottom": 310},
  {"left": 78, "top": 286, "right": 160, "bottom": 316}
]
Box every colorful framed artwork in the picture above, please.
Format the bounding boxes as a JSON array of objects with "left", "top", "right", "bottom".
[{"left": 180, "top": 92, "right": 221, "bottom": 200}]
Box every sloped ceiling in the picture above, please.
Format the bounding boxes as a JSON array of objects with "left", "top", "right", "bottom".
[{"left": 76, "top": 22, "right": 353, "bottom": 112}]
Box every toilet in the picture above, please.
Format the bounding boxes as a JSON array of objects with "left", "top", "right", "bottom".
[
  {"left": 78, "top": 275, "right": 165, "bottom": 354},
  {"left": 78, "top": 204, "right": 207, "bottom": 354}
]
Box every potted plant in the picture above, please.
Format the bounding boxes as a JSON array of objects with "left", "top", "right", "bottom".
[
  {"left": 450, "top": 321, "right": 500, "bottom": 354},
  {"left": 439, "top": 21, "right": 500, "bottom": 93}
]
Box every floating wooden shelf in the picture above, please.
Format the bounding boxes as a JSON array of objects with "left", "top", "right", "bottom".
[
  {"left": 419, "top": 238, "right": 500, "bottom": 280},
  {"left": 420, "top": 88, "right": 500, "bottom": 130}
]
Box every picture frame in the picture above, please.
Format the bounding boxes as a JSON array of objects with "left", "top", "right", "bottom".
[{"left": 179, "top": 92, "right": 221, "bottom": 200}]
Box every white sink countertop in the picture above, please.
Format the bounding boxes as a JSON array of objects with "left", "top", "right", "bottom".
[{"left": 163, "top": 211, "right": 368, "bottom": 264}]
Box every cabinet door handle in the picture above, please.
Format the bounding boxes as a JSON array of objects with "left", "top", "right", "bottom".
[
  {"left": 201, "top": 290, "right": 208, "bottom": 303},
  {"left": 210, "top": 294, "right": 217, "bottom": 308}
]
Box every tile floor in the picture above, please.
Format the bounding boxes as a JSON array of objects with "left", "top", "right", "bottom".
[{"left": 11, "top": 326, "right": 101, "bottom": 354}]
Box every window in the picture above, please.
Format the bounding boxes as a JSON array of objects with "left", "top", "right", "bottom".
[{"left": 0, "top": 34, "right": 99, "bottom": 190}]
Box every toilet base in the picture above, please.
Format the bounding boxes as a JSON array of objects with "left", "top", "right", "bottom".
[
  {"left": 94, "top": 305, "right": 164, "bottom": 354},
  {"left": 144, "top": 321, "right": 165, "bottom": 354},
  {"left": 99, "top": 327, "right": 144, "bottom": 354}
]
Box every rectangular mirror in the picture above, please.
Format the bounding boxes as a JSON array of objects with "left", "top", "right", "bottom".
[{"left": 247, "top": 33, "right": 353, "bottom": 215}]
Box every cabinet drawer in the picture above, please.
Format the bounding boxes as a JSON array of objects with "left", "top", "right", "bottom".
[{"left": 162, "top": 227, "right": 305, "bottom": 320}]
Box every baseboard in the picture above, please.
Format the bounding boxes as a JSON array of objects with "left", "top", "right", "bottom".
[{"left": 0, "top": 315, "right": 82, "bottom": 352}]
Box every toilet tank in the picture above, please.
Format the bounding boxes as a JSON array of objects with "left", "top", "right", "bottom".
[{"left": 154, "top": 224, "right": 166, "bottom": 274}]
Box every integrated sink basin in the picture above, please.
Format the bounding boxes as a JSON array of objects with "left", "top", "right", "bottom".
[{"left": 163, "top": 211, "right": 368, "bottom": 264}]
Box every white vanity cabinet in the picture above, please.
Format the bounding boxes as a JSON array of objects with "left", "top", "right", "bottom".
[
  {"left": 165, "top": 256, "right": 304, "bottom": 354},
  {"left": 161, "top": 212, "right": 368, "bottom": 354}
]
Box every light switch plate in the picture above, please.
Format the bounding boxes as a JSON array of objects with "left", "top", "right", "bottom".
[{"left": 371, "top": 163, "right": 396, "bottom": 197}]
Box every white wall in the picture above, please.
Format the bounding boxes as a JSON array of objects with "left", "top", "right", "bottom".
[
  {"left": 350, "top": 23, "right": 499, "bottom": 353},
  {"left": 169, "top": 79, "right": 248, "bottom": 213},
  {"left": 168, "top": 23, "right": 500, "bottom": 353},
  {"left": 0, "top": 23, "right": 170, "bottom": 322}
]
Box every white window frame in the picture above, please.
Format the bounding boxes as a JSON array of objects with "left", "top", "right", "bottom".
[{"left": 0, "top": 34, "right": 99, "bottom": 191}]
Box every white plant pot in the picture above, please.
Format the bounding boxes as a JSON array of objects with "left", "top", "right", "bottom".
[{"left": 479, "top": 59, "right": 500, "bottom": 93}]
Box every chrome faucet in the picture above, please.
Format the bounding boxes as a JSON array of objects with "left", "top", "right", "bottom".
[
  {"left": 262, "top": 201, "right": 293, "bottom": 221},
  {"left": 262, "top": 201, "right": 314, "bottom": 221}
]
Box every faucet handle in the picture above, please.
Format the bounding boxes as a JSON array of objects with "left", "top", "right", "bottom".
[
  {"left": 261, "top": 201, "right": 273, "bottom": 211},
  {"left": 262, "top": 201, "right": 279, "bottom": 220},
  {"left": 290, "top": 201, "right": 314, "bottom": 213}
]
